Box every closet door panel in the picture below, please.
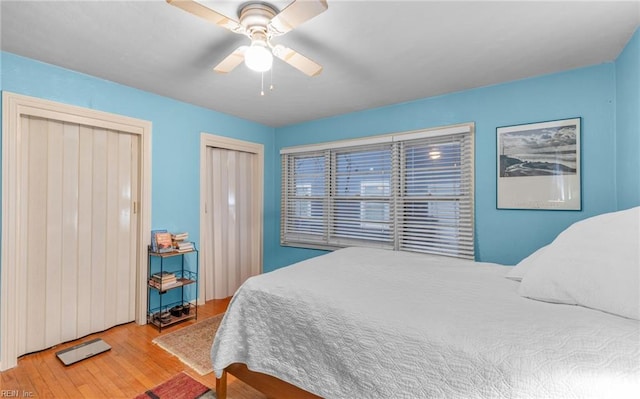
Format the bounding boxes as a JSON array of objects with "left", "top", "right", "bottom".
[
  {"left": 19, "top": 116, "right": 139, "bottom": 356},
  {"left": 23, "top": 117, "right": 48, "bottom": 354},
  {"left": 90, "top": 128, "right": 109, "bottom": 333},
  {"left": 77, "top": 126, "right": 95, "bottom": 338},
  {"left": 115, "top": 133, "right": 134, "bottom": 324},
  {"left": 60, "top": 122, "right": 80, "bottom": 343},
  {"left": 205, "top": 147, "right": 259, "bottom": 300}
]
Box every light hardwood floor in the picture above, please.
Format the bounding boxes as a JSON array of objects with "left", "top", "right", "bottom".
[{"left": 0, "top": 298, "right": 267, "bottom": 399}]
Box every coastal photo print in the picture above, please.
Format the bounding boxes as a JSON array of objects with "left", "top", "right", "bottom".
[{"left": 497, "top": 117, "right": 581, "bottom": 210}]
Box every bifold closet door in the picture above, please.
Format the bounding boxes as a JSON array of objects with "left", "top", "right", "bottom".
[
  {"left": 17, "top": 115, "right": 139, "bottom": 356},
  {"left": 204, "top": 147, "right": 260, "bottom": 299}
]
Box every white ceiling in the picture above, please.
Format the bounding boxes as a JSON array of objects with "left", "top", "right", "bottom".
[{"left": 1, "top": 0, "right": 638, "bottom": 127}]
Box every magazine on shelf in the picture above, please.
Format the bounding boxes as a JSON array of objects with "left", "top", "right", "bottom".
[
  {"left": 155, "top": 232, "right": 174, "bottom": 253},
  {"left": 150, "top": 229, "right": 167, "bottom": 252}
]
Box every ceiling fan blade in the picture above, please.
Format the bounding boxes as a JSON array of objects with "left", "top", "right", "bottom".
[
  {"left": 268, "top": 0, "right": 328, "bottom": 36},
  {"left": 273, "top": 45, "right": 322, "bottom": 77},
  {"left": 213, "top": 46, "right": 248, "bottom": 73},
  {"left": 166, "top": 0, "right": 244, "bottom": 33}
]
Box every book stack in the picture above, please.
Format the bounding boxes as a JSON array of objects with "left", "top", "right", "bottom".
[
  {"left": 149, "top": 271, "right": 179, "bottom": 289},
  {"left": 172, "top": 232, "right": 194, "bottom": 253},
  {"left": 172, "top": 232, "right": 189, "bottom": 242},
  {"left": 175, "top": 241, "right": 194, "bottom": 253}
]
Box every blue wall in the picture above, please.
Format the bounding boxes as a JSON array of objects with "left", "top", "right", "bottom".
[
  {"left": 274, "top": 64, "right": 619, "bottom": 267},
  {"left": 0, "top": 51, "right": 277, "bottom": 269},
  {"left": 615, "top": 28, "right": 640, "bottom": 210}
]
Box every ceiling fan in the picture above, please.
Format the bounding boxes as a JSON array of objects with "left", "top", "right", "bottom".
[{"left": 166, "top": 0, "right": 328, "bottom": 77}]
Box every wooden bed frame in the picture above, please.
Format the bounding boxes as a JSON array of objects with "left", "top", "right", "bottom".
[{"left": 216, "top": 363, "right": 322, "bottom": 399}]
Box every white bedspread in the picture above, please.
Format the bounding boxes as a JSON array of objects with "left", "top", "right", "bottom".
[{"left": 211, "top": 247, "right": 640, "bottom": 398}]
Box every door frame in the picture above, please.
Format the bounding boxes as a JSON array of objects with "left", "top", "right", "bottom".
[
  {"left": 1, "top": 92, "right": 152, "bottom": 370},
  {"left": 199, "top": 133, "right": 264, "bottom": 304}
]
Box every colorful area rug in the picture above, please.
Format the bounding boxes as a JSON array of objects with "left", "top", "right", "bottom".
[
  {"left": 152, "top": 313, "right": 225, "bottom": 375},
  {"left": 134, "top": 372, "right": 216, "bottom": 399}
]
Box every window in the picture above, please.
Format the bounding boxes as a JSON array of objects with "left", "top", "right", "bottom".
[
  {"left": 332, "top": 145, "right": 392, "bottom": 246},
  {"left": 359, "top": 180, "right": 390, "bottom": 230},
  {"left": 282, "top": 153, "right": 327, "bottom": 245},
  {"left": 281, "top": 124, "right": 474, "bottom": 259}
]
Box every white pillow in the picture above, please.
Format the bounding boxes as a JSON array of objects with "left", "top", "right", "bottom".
[
  {"left": 518, "top": 206, "right": 640, "bottom": 320},
  {"left": 506, "top": 244, "right": 549, "bottom": 281}
]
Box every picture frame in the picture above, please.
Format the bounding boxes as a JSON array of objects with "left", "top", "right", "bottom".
[{"left": 497, "top": 117, "right": 581, "bottom": 210}]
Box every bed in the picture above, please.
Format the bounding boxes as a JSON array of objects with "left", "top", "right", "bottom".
[{"left": 211, "top": 207, "right": 640, "bottom": 398}]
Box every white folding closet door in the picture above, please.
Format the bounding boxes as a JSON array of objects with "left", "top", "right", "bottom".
[
  {"left": 205, "top": 147, "right": 259, "bottom": 299},
  {"left": 17, "top": 115, "right": 139, "bottom": 356}
]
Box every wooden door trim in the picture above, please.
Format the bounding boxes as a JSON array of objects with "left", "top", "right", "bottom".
[{"left": 1, "top": 92, "right": 152, "bottom": 371}]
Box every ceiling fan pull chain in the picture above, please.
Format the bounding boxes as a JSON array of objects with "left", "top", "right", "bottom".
[
  {"left": 261, "top": 71, "right": 265, "bottom": 96},
  {"left": 270, "top": 67, "right": 275, "bottom": 91}
]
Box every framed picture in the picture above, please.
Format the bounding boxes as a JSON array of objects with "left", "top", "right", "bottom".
[{"left": 497, "top": 117, "right": 581, "bottom": 210}]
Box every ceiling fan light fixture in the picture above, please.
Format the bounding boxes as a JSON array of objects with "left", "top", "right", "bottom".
[
  {"left": 167, "top": 0, "right": 327, "bottom": 76},
  {"left": 244, "top": 41, "right": 273, "bottom": 72}
]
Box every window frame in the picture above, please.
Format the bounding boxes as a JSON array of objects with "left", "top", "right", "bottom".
[{"left": 280, "top": 123, "right": 475, "bottom": 259}]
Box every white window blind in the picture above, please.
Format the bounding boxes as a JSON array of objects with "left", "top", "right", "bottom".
[{"left": 281, "top": 123, "right": 474, "bottom": 259}]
